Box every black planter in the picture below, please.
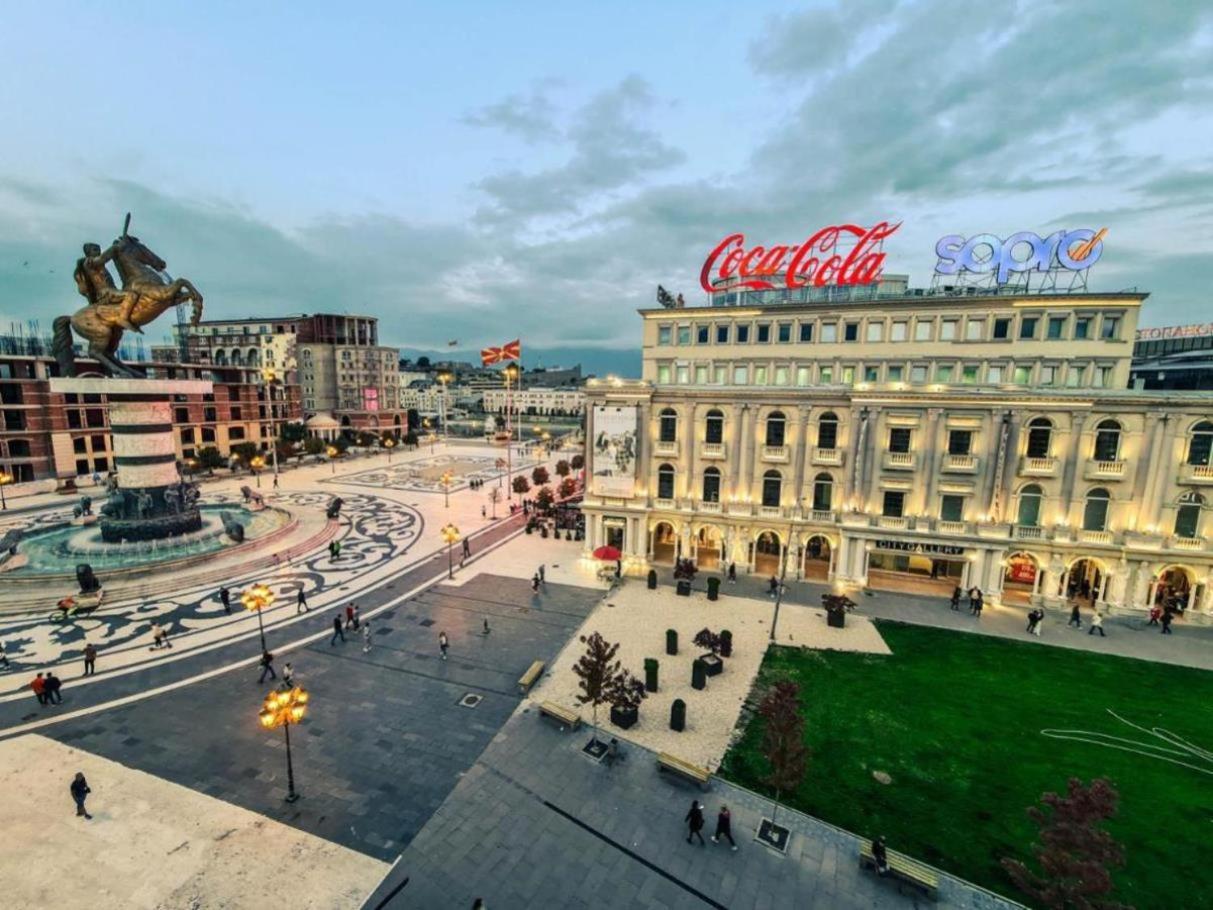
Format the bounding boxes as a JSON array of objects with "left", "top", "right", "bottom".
[
  {"left": 757, "top": 818, "right": 791, "bottom": 853},
  {"left": 700, "top": 654, "right": 723, "bottom": 677},
  {"left": 666, "top": 629, "right": 678, "bottom": 655},
  {"left": 676, "top": 580, "right": 691, "bottom": 597},
  {"left": 670, "top": 698, "right": 686, "bottom": 731},
  {"left": 720, "top": 630, "right": 733, "bottom": 657},
  {"left": 691, "top": 658, "right": 707, "bottom": 690},
  {"left": 707, "top": 577, "right": 720, "bottom": 601},
  {"left": 609, "top": 704, "right": 638, "bottom": 729},
  {"left": 644, "top": 657, "right": 659, "bottom": 693},
  {"left": 647, "top": 569, "right": 658, "bottom": 590},
  {"left": 827, "top": 609, "right": 846, "bottom": 629}
]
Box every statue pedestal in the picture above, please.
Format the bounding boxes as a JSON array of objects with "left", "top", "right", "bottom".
[{"left": 49, "top": 378, "right": 213, "bottom": 542}]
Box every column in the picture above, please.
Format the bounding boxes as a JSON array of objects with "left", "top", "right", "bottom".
[
  {"left": 791, "top": 407, "right": 811, "bottom": 512},
  {"left": 920, "top": 408, "right": 943, "bottom": 518},
  {"left": 865, "top": 408, "right": 883, "bottom": 514},
  {"left": 635, "top": 400, "right": 651, "bottom": 498},
  {"left": 1059, "top": 414, "right": 1089, "bottom": 517},
  {"left": 681, "top": 404, "right": 695, "bottom": 504},
  {"left": 845, "top": 405, "right": 864, "bottom": 508},
  {"left": 732, "top": 405, "right": 749, "bottom": 504},
  {"left": 994, "top": 411, "right": 1021, "bottom": 522},
  {"left": 1144, "top": 416, "right": 1179, "bottom": 530}
]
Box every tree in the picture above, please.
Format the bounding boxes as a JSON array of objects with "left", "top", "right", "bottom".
[
  {"left": 1001, "top": 778, "right": 1131, "bottom": 910},
  {"left": 512, "top": 475, "right": 531, "bottom": 495},
  {"left": 535, "top": 486, "right": 555, "bottom": 512},
  {"left": 332, "top": 435, "right": 350, "bottom": 453},
  {"left": 417, "top": 355, "right": 431, "bottom": 368},
  {"left": 279, "top": 421, "right": 307, "bottom": 444},
  {"left": 555, "top": 459, "right": 571, "bottom": 477},
  {"left": 759, "top": 680, "right": 809, "bottom": 830},
  {"left": 303, "top": 437, "right": 325, "bottom": 457},
  {"left": 693, "top": 628, "right": 723, "bottom": 656},
  {"left": 355, "top": 431, "right": 376, "bottom": 448},
  {"left": 532, "top": 465, "right": 550, "bottom": 486},
  {"left": 570, "top": 453, "right": 584, "bottom": 470},
  {"left": 572, "top": 631, "right": 622, "bottom": 743},
  {"left": 231, "top": 442, "right": 259, "bottom": 463},
  {"left": 494, "top": 414, "right": 506, "bottom": 430},
  {"left": 403, "top": 429, "right": 418, "bottom": 448},
  {"left": 606, "top": 668, "right": 646, "bottom": 713},
  {"left": 198, "top": 446, "right": 224, "bottom": 474},
  {"left": 487, "top": 486, "right": 502, "bottom": 518},
  {"left": 558, "top": 477, "right": 577, "bottom": 499}
]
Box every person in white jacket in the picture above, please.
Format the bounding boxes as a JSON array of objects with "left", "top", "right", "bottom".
[{"left": 1088, "top": 610, "right": 1106, "bottom": 637}]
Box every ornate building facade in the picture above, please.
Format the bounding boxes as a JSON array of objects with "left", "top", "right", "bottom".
[{"left": 581, "top": 287, "right": 1213, "bottom": 620}]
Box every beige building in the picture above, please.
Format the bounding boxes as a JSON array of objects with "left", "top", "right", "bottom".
[
  {"left": 483, "top": 387, "right": 585, "bottom": 416},
  {"left": 581, "top": 287, "right": 1213, "bottom": 620}
]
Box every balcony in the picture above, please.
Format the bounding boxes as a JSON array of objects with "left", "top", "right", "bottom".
[
  {"left": 654, "top": 498, "right": 676, "bottom": 511},
  {"left": 1084, "top": 460, "right": 1126, "bottom": 481},
  {"left": 877, "top": 515, "right": 910, "bottom": 530},
  {"left": 701, "top": 442, "right": 726, "bottom": 459},
  {"left": 1179, "top": 463, "right": 1213, "bottom": 485},
  {"left": 811, "top": 447, "right": 843, "bottom": 466},
  {"left": 808, "top": 509, "right": 836, "bottom": 523},
  {"left": 1078, "top": 529, "right": 1114, "bottom": 545},
  {"left": 937, "top": 519, "right": 968, "bottom": 535},
  {"left": 654, "top": 440, "right": 678, "bottom": 457},
  {"left": 759, "top": 505, "right": 783, "bottom": 518},
  {"left": 1014, "top": 525, "right": 1045, "bottom": 540},
  {"left": 1020, "top": 456, "right": 1058, "bottom": 477},
  {"left": 1170, "top": 535, "right": 1205, "bottom": 551},
  {"left": 698, "top": 500, "right": 722, "bottom": 513},
  {"left": 883, "top": 451, "right": 916, "bottom": 471},
  {"left": 761, "top": 444, "right": 789, "bottom": 463},
  {"left": 941, "top": 454, "right": 978, "bottom": 474}
]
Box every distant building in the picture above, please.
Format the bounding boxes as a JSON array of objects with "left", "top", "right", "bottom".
[
  {"left": 1131, "top": 323, "right": 1213, "bottom": 391},
  {"left": 482, "top": 387, "right": 585, "bottom": 416},
  {"left": 523, "top": 364, "right": 583, "bottom": 388}
]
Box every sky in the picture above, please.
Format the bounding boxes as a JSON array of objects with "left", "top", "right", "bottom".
[{"left": 1, "top": 1, "right": 1211, "bottom": 376}]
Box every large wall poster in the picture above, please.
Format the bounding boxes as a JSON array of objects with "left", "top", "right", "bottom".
[{"left": 591, "top": 405, "right": 638, "bottom": 497}]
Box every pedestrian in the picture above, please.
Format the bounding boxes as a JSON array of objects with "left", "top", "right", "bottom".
[
  {"left": 352, "top": 605, "right": 361, "bottom": 630},
  {"left": 272, "top": 474, "right": 279, "bottom": 489},
  {"left": 71, "top": 772, "right": 92, "bottom": 820},
  {"left": 330, "top": 614, "right": 346, "bottom": 645},
  {"left": 531, "top": 574, "right": 540, "bottom": 593},
  {"left": 462, "top": 537, "right": 471, "bottom": 560},
  {"left": 1032, "top": 608, "right": 1042, "bottom": 637},
  {"left": 1089, "top": 610, "right": 1105, "bottom": 637},
  {"left": 967, "top": 587, "right": 977, "bottom": 613},
  {"left": 768, "top": 576, "right": 778, "bottom": 597},
  {"left": 83, "top": 642, "right": 97, "bottom": 677},
  {"left": 615, "top": 559, "right": 622, "bottom": 579},
  {"left": 872, "top": 836, "right": 889, "bottom": 876},
  {"left": 481, "top": 505, "right": 486, "bottom": 518},
  {"left": 296, "top": 587, "right": 309, "bottom": 613},
  {"left": 539, "top": 564, "right": 545, "bottom": 584},
  {"left": 1148, "top": 604, "right": 1162, "bottom": 626},
  {"left": 950, "top": 586, "right": 961, "bottom": 611},
  {"left": 712, "top": 804, "right": 738, "bottom": 851},
  {"left": 1068, "top": 603, "right": 1082, "bottom": 628},
  {"left": 45, "top": 672, "right": 63, "bottom": 705},
  {"left": 282, "top": 663, "right": 295, "bottom": 688},
  {"left": 345, "top": 604, "right": 355, "bottom": 629},
  {"left": 482, "top": 618, "right": 491, "bottom": 635},
  {"left": 362, "top": 622, "right": 372, "bottom": 653},
  {"left": 0, "top": 640, "right": 10, "bottom": 669},
  {"left": 219, "top": 586, "right": 232, "bottom": 614},
  {"left": 1025, "top": 610, "right": 1038, "bottom": 634},
  {"left": 972, "top": 589, "right": 984, "bottom": 617},
  {"left": 1161, "top": 610, "right": 1173, "bottom": 635},
  {"left": 727, "top": 563, "right": 736, "bottom": 584},
  {"left": 439, "top": 631, "right": 449, "bottom": 661},
  {"left": 258, "top": 649, "right": 277, "bottom": 684},
  {"left": 685, "top": 799, "right": 706, "bottom": 845},
  {"left": 31, "top": 671, "right": 46, "bottom": 706},
  {"left": 151, "top": 623, "right": 164, "bottom": 649}
]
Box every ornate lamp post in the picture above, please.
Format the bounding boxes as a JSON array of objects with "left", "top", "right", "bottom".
[
  {"left": 261, "top": 366, "right": 281, "bottom": 481},
  {"left": 326, "top": 444, "right": 338, "bottom": 475},
  {"left": 0, "top": 469, "right": 13, "bottom": 510},
  {"left": 258, "top": 685, "right": 309, "bottom": 803},
  {"left": 423, "top": 418, "right": 435, "bottom": 453},
  {"left": 241, "top": 582, "right": 275, "bottom": 653},
  {"left": 383, "top": 437, "right": 395, "bottom": 462},
  {"left": 437, "top": 371, "right": 453, "bottom": 441},
  {"left": 250, "top": 455, "right": 265, "bottom": 488},
  {"left": 441, "top": 470, "right": 454, "bottom": 508},
  {"left": 441, "top": 523, "right": 460, "bottom": 579}
]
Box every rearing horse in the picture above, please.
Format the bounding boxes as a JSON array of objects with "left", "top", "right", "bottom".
[{"left": 53, "top": 233, "right": 204, "bottom": 377}]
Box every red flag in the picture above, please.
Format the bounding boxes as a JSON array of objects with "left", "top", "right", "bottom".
[
  {"left": 481, "top": 346, "right": 502, "bottom": 366},
  {"left": 501, "top": 339, "right": 521, "bottom": 362}
]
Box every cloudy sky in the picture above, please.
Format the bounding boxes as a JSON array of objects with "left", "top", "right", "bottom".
[{"left": 1, "top": 1, "right": 1211, "bottom": 374}]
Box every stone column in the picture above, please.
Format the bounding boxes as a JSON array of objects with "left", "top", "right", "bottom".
[
  {"left": 1129, "top": 413, "right": 1161, "bottom": 529},
  {"left": 732, "top": 405, "right": 749, "bottom": 504},
  {"left": 865, "top": 408, "right": 883, "bottom": 514},
  {"left": 681, "top": 404, "right": 695, "bottom": 503},
  {"left": 791, "top": 407, "right": 811, "bottom": 511},
  {"left": 1144, "top": 416, "right": 1179, "bottom": 530},
  {"left": 920, "top": 408, "right": 943, "bottom": 518},
  {"left": 993, "top": 411, "right": 1020, "bottom": 523},
  {"left": 1060, "top": 414, "right": 1089, "bottom": 519}
]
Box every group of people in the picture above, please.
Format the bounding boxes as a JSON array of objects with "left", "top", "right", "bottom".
[
  {"left": 329, "top": 605, "right": 373, "bottom": 652},
  {"left": 29, "top": 670, "right": 64, "bottom": 706},
  {"left": 949, "top": 586, "right": 984, "bottom": 615},
  {"left": 684, "top": 800, "right": 738, "bottom": 850},
  {"left": 530, "top": 564, "right": 546, "bottom": 592},
  {"left": 468, "top": 477, "right": 488, "bottom": 491},
  {"left": 1148, "top": 603, "right": 1178, "bottom": 634},
  {"left": 1067, "top": 603, "right": 1106, "bottom": 636}
]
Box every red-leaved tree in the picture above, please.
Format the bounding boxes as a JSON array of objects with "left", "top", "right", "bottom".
[
  {"left": 572, "top": 631, "right": 622, "bottom": 741},
  {"left": 759, "top": 679, "right": 809, "bottom": 825},
  {"left": 1001, "top": 777, "right": 1132, "bottom": 910}
]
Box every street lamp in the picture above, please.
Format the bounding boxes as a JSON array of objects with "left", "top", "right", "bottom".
[
  {"left": 383, "top": 437, "right": 395, "bottom": 462},
  {"left": 258, "top": 685, "right": 309, "bottom": 803},
  {"left": 261, "top": 366, "right": 281, "bottom": 481},
  {"left": 183, "top": 457, "right": 198, "bottom": 479},
  {"left": 0, "top": 469, "right": 13, "bottom": 510},
  {"left": 441, "top": 523, "right": 460, "bottom": 579},
  {"left": 423, "top": 418, "right": 435, "bottom": 453},
  {"left": 437, "top": 371, "right": 453, "bottom": 442},
  {"left": 250, "top": 455, "right": 265, "bottom": 488},
  {"left": 326, "top": 444, "right": 338, "bottom": 475},
  {"left": 241, "top": 582, "right": 275, "bottom": 653},
  {"left": 441, "top": 470, "right": 454, "bottom": 508}
]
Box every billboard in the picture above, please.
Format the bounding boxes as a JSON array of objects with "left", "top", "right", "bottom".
[
  {"left": 591, "top": 405, "right": 638, "bottom": 497},
  {"left": 934, "top": 227, "right": 1106, "bottom": 285}
]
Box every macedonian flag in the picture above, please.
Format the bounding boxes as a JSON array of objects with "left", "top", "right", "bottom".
[{"left": 481, "top": 339, "right": 521, "bottom": 366}]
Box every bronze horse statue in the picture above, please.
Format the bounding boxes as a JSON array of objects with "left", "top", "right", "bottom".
[{"left": 52, "top": 220, "right": 203, "bottom": 377}]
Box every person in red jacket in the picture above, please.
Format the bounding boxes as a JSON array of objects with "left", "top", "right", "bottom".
[{"left": 31, "top": 672, "right": 46, "bottom": 705}]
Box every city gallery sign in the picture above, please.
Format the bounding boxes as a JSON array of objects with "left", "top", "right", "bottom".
[{"left": 699, "top": 222, "right": 901, "bottom": 292}]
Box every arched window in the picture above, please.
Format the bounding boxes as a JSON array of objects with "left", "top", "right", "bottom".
[
  {"left": 1017, "top": 483, "right": 1043, "bottom": 527},
  {"left": 657, "top": 463, "right": 675, "bottom": 500},
  {"left": 761, "top": 469, "right": 782, "bottom": 507},
  {"left": 1175, "top": 491, "right": 1205, "bottom": 539},
  {"left": 702, "top": 467, "right": 721, "bottom": 503},
  {"left": 214, "top": 350, "right": 227, "bottom": 365},
  {"left": 812, "top": 472, "right": 833, "bottom": 511},
  {"left": 1083, "top": 487, "right": 1111, "bottom": 532},
  {"left": 818, "top": 411, "right": 839, "bottom": 449},
  {"left": 765, "top": 410, "right": 786, "bottom": 446},
  {"left": 247, "top": 347, "right": 261, "bottom": 367},
  {"left": 658, "top": 408, "right": 677, "bottom": 444},
  {"left": 705, "top": 409, "right": 724, "bottom": 444},
  {"left": 1188, "top": 421, "right": 1213, "bottom": 466},
  {"left": 1026, "top": 417, "right": 1053, "bottom": 458},
  {"left": 230, "top": 349, "right": 244, "bottom": 366},
  {"left": 1093, "top": 419, "right": 1121, "bottom": 462}
]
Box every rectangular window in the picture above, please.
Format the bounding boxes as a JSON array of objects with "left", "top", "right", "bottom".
[
  {"left": 1074, "top": 318, "right": 1091, "bottom": 339},
  {"left": 988, "top": 364, "right": 1004, "bottom": 383},
  {"left": 961, "top": 365, "right": 979, "bottom": 384},
  {"left": 657, "top": 364, "right": 671, "bottom": 384},
  {"left": 844, "top": 322, "right": 859, "bottom": 342},
  {"left": 841, "top": 365, "right": 855, "bottom": 384},
  {"left": 757, "top": 323, "right": 771, "bottom": 343},
  {"left": 713, "top": 365, "right": 727, "bottom": 384},
  {"left": 863, "top": 365, "right": 879, "bottom": 382},
  {"left": 798, "top": 322, "right": 813, "bottom": 342},
  {"left": 888, "top": 365, "right": 904, "bottom": 381},
  {"left": 1019, "top": 317, "right": 1038, "bottom": 339},
  {"left": 940, "top": 494, "right": 965, "bottom": 522},
  {"left": 993, "top": 317, "right": 1011, "bottom": 340},
  {"left": 774, "top": 366, "right": 789, "bottom": 386},
  {"left": 777, "top": 323, "right": 792, "bottom": 343},
  {"left": 819, "top": 366, "right": 833, "bottom": 383},
  {"left": 754, "top": 366, "right": 768, "bottom": 385},
  {"left": 882, "top": 491, "right": 905, "bottom": 518},
  {"left": 910, "top": 365, "right": 928, "bottom": 383},
  {"left": 737, "top": 324, "right": 750, "bottom": 344},
  {"left": 821, "top": 323, "right": 838, "bottom": 343},
  {"left": 1093, "top": 365, "right": 1112, "bottom": 388},
  {"left": 1101, "top": 315, "right": 1121, "bottom": 340},
  {"left": 73, "top": 437, "right": 87, "bottom": 454},
  {"left": 891, "top": 321, "right": 908, "bottom": 342},
  {"left": 795, "top": 366, "right": 811, "bottom": 386},
  {"left": 940, "top": 319, "right": 958, "bottom": 340},
  {"left": 948, "top": 430, "right": 972, "bottom": 455},
  {"left": 676, "top": 365, "right": 690, "bottom": 384},
  {"left": 696, "top": 325, "right": 709, "bottom": 344},
  {"left": 966, "top": 319, "right": 985, "bottom": 341},
  {"left": 1040, "top": 365, "right": 1056, "bottom": 386},
  {"left": 677, "top": 325, "right": 692, "bottom": 345},
  {"left": 716, "top": 325, "right": 730, "bottom": 344},
  {"left": 230, "top": 406, "right": 242, "bottom": 421},
  {"left": 1013, "top": 365, "right": 1032, "bottom": 385},
  {"left": 936, "top": 364, "right": 954, "bottom": 382},
  {"left": 694, "top": 365, "right": 708, "bottom": 384},
  {"left": 1066, "top": 366, "right": 1082, "bottom": 387},
  {"left": 658, "top": 326, "right": 672, "bottom": 346},
  {"left": 914, "top": 320, "right": 933, "bottom": 341},
  {"left": 1047, "top": 316, "right": 1066, "bottom": 339},
  {"left": 732, "top": 366, "right": 748, "bottom": 384},
  {"left": 866, "top": 322, "right": 884, "bottom": 342},
  {"left": 888, "top": 427, "right": 911, "bottom": 453}
]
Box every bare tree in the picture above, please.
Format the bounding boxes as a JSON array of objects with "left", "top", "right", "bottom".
[
  {"left": 759, "top": 679, "right": 809, "bottom": 828},
  {"left": 572, "top": 631, "right": 622, "bottom": 744},
  {"left": 487, "top": 486, "right": 501, "bottom": 518}
]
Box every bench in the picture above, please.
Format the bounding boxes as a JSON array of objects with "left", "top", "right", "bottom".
[
  {"left": 656, "top": 752, "right": 712, "bottom": 790},
  {"left": 518, "top": 660, "right": 545, "bottom": 694},
  {"left": 859, "top": 841, "right": 939, "bottom": 901},
  {"left": 538, "top": 701, "right": 580, "bottom": 730}
]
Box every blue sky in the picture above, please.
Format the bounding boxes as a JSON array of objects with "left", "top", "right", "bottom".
[{"left": 2, "top": 1, "right": 1211, "bottom": 372}]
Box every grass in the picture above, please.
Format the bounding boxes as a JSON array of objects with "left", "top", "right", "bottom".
[{"left": 719, "top": 621, "right": 1213, "bottom": 908}]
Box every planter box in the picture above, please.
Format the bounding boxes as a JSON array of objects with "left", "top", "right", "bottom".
[
  {"left": 699, "top": 653, "right": 723, "bottom": 677},
  {"left": 676, "top": 580, "right": 692, "bottom": 597},
  {"left": 609, "top": 704, "right": 638, "bottom": 729},
  {"left": 827, "top": 609, "right": 846, "bottom": 629},
  {"left": 757, "top": 818, "right": 790, "bottom": 854}
]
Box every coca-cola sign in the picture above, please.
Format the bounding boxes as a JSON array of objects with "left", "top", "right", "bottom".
[{"left": 699, "top": 221, "right": 901, "bottom": 293}]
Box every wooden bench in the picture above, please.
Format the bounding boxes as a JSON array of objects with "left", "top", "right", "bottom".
[
  {"left": 656, "top": 752, "right": 712, "bottom": 790},
  {"left": 517, "top": 660, "right": 545, "bottom": 694},
  {"left": 538, "top": 701, "right": 580, "bottom": 730},
  {"left": 859, "top": 841, "right": 939, "bottom": 901}
]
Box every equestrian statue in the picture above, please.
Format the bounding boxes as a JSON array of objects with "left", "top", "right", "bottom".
[{"left": 52, "top": 213, "right": 204, "bottom": 378}]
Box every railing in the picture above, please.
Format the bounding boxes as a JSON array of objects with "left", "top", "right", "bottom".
[
  {"left": 811, "top": 447, "right": 843, "bottom": 466},
  {"left": 809, "top": 509, "right": 835, "bottom": 523},
  {"left": 654, "top": 440, "right": 678, "bottom": 456},
  {"left": 698, "top": 500, "right": 722, "bottom": 513},
  {"left": 701, "top": 442, "right": 726, "bottom": 459},
  {"left": 761, "top": 444, "right": 789, "bottom": 462},
  {"left": 883, "top": 451, "right": 915, "bottom": 470},
  {"left": 654, "top": 498, "right": 675, "bottom": 510},
  {"left": 1078, "top": 529, "right": 1114, "bottom": 545},
  {"left": 1086, "top": 460, "right": 1125, "bottom": 479},
  {"left": 942, "top": 454, "right": 977, "bottom": 472},
  {"left": 759, "top": 505, "right": 783, "bottom": 518},
  {"left": 1170, "top": 535, "right": 1205, "bottom": 551},
  {"left": 1021, "top": 456, "right": 1058, "bottom": 475},
  {"left": 937, "top": 520, "right": 968, "bottom": 535},
  {"left": 1015, "top": 525, "right": 1044, "bottom": 540},
  {"left": 877, "top": 515, "right": 909, "bottom": 530},
  {"left": 1179, "top": 463, "right": 1213, "bottom": 484}
]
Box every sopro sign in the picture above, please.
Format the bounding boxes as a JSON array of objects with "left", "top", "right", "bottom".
[
  {"left": 700, "top": 221, "right": 901, "bottom": 293},
  {"left": 934, "top": 228, "right": 1107, "bottom": 285}
]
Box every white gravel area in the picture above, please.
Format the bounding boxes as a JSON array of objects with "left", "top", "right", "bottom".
[
  {"left": 528, "top": 580, "right": 890, "bottom": 770},
  {"left": 448, "top": 532, "right": 606, "bottom": 590}
]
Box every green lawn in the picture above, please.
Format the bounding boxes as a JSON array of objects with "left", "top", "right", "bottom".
[{"left": 720, "top": 621, "right": 1213, "bottom": 908}]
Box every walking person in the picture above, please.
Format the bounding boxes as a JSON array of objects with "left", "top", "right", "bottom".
[
  {"left": 539, "top": 564, "right": 545, "bottom": 584},
  {"left": 768, "top": 576, "right": 779, "bottom": 598},
  {"left": 258, "top": 649, "right": 277, "bottom": 684},
  {"left": 685, "top": 799, "right": 706, "bottom": 845},
  {"left": 1161, "top": 609, "right": 1174, "bottom": 635},
  {"left": 45, "top": 672, "right": 63, "bottom": 705},
  {"left": 272, "top": 473, "right": 279, "bottom": 490},
  {"left": 438, "top": 631, "right": 449, "bottom": 661},
  {"left": 282, "top": 662, "right": 295, "bottom": 689},
  {"left": 1032, "top": 608, "right": 1043, "bottom": 637},
  {"left": 1148, "top": 604, "right": 1162, "bottom": 626},
  {"left": 712, "top": 804, "right": 738, "bottom": 851},
  {"left": 967, "top": 587, "right": 977, "bottom": 614},
  {"left": 1025, "top": 610, "right": 1038, "bottom": 635},
  {"left": 727, "top": 562, "right": 736, "bottom": 584},
  {"left": 0, "top": 640, "right": 10, "bottom": 670},
  {"left": 296, "top": 586, "right": 309, "bottom": 613},
  {"left": 482, "top": 618, "right": 491, "bottom": 636},
  {"left": 345, "top": 604, "right": 355, "bottom": 630},
  {"left": 481, "top": 505, "right": 486, "bottom": 518},
  {"left": 950, "top": 586, "right": 961, "bottom": 611},
  {"left": 351, "top": 605, "right": 361, "bottom": 630},
  {"left": 71, "top": 772, "right": 92, "bottom": 820},
  {"left": 83, "top": 642, "right": 97, "bottom": 677},
  {"left": 531, "top": 573, "right": 540, "bottom": 593},
  {"left": 30, "top": 672, "right": 47, "bottom": 706},
  {"left": 1088, "top": 610, "right": 1106, "bottom": 637},
  {"left": 362, "top": 622, "right": 373, "bottom": 653},
  {"left": 872, "top": 836, "right": 889, "bottom": 876},
  {"left": 1068, "top": 603, "right": 1082, "bottom": 628},
  {"left": 330, "top": 614, "right": 345, "bottom": 646},
  {"left": 462, "top": 537, "right": 471, "bottom": 561},
  {"left": 219, "top": 586, "right": 231, "bottom": 615}
]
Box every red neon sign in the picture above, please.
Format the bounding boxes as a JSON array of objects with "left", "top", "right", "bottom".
[{"left": 699, "top": 221, "right": 901, "bottom": 293}]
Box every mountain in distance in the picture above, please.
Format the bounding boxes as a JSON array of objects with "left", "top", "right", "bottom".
[{"left": 396, "top": 345, "right": 641, "bottom": 379}]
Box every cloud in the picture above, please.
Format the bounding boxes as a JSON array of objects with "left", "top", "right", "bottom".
[{"left": 461, "top": 83, "right": 560, "bottom": 144}]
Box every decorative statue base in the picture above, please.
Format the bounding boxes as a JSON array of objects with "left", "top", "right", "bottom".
[{"left": 99, "top": 482, "right": 204, "bottom": 543}]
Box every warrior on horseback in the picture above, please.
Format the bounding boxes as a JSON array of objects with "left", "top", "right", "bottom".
[{"left": 74, "top": 241, "right": 141, "bottom": 333}]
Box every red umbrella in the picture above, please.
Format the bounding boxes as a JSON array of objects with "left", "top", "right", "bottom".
[{"left": 592, "top": 545, "right": 622, "bottom": 561}]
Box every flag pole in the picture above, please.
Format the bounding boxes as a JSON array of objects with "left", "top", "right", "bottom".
[{"left": 505, "top": 365, "right": 513, "bottom": 500}]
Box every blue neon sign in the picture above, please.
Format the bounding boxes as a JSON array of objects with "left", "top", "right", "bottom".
[{"left": 934, "top": 228, "right": 1107, "bottom": 284}]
